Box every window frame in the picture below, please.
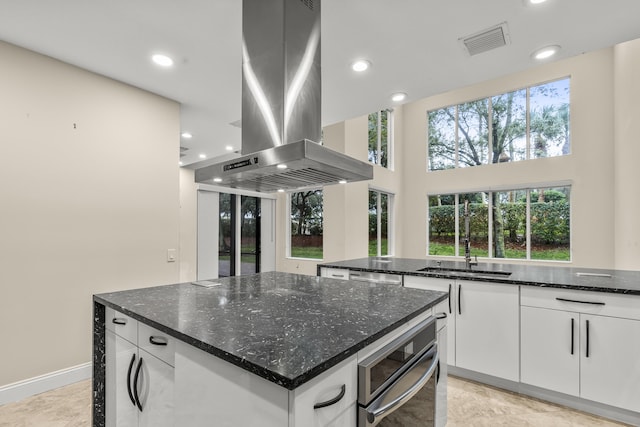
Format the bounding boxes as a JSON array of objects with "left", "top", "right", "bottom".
[
  {"left": 287, "top": 188, "right": 324, "bottom": 260},
  {"left": 368, "top": 109, "right": 395, "bottom": 170},
  {"left": 427, "top": 182, "right": 571, "bottom": 262},
  {"left": 369, "top": 187, "right": 395, "bottom": 257},
  {"left": 427, "top": 76, "right": 571, "bottom": 171}
]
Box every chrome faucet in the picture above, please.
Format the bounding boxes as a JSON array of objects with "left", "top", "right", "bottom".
[{"left": 463, "top": 200, "right": 478, "bottom": 269}]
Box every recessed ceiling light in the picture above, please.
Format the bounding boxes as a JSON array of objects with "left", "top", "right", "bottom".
[
  {"left": 277, "top": 164, "right": 288, "bottom": 169},
  {"left": 199, "top": 154, "right": 207, "bottom": 159},
  {"left": 351, "top": 60, "right": 371, "bottom": 72},
  {"left": 532, "top": 45, "right": 560, "bottom": 60},
  {"left": 213, "top": 178, "right": 222, "bottom": 183},
  {"left": 152, "top": 54, "right": 174, "bottom": 67},
  {"left": 528, "top": 0, "right": 548, "bottom": 4},
  {"left": 181, "top": 132, "right": 192, "bottom": 139},
  {"left": 277, "top": 189, "right": 285, "bottom": 193},
  {"left": 339, "top": 180, "right": 347, "bottom": 184},
  {"left": 391, "top": 92, "right": 407, "bottom": 102},
  {"left": 179, "top": 161, "right": 183, "bottom": 166},
  {"left": 225, "top": 145, "right": 234, "bottom": 151}
]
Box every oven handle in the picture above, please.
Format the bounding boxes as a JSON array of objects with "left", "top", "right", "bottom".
[{"left": 365, "top": 344, "right": 439, "bottom": 424}]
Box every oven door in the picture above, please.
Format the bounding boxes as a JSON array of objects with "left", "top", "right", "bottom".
[{"left": 359, "top": 344, "right": 439, "bottom": 426}]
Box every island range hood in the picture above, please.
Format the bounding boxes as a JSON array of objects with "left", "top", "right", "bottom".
[{"left": 194, "top": 0, "right": 373, "bottom": 192}]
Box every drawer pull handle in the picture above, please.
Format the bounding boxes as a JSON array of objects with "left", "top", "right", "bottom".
[
  {"left": 126, "top": 353, "right": 136, "bottom": 406},
  {"left": 313, "top": 384, "right": 346, "bottom": 409},
  {"left": 570, "top": 318, "right": 575, "bottom": 355},
  {"left": 586, "top": 320, "right": 591, "bottom": 358},
  {"left": 133, "top": 357, "right": 144, "bottom": 412},
  {"left": 112, "top": 318, "right": 127, "bottom": 325},
  {"left": 436, "top": 312, "right": 447, "bottom": 320},
  {"left": 149, "top": 336, "right": 168, "bottom": 346},
  {"left": 556, "top": 297, "right": 605, "bottom": 306},
  {"left": 331, "top": 274, "right": 345, "bottom": 278}
]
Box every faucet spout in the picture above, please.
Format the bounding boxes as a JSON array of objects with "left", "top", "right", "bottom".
[{"left": 463, "top": 200, "right": 478, "bottom": 269}]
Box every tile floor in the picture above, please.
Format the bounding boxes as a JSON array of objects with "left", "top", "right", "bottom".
[{"left": 0, "top": 375, "right": 632, "bottom": 426}]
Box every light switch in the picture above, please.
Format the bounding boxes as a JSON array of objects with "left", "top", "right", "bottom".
[{"left": 167, "top": 249, "right": 177, "bottom": 262}]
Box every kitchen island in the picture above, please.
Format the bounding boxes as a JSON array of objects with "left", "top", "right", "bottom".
[{"left": 92, "top": 271, "right": 447, "bottom": 426}]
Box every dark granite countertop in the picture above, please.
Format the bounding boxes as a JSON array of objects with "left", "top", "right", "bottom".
[
  {"left": 94, "top": 271, "right": 446, "bottom": 390},
  {"left": 318, "top": 257, "right": 640, "bottom": 295}
]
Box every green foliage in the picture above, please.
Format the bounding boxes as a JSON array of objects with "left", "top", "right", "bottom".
[{"left": 429, "top": 200, "right": 570, "bottom": 245}]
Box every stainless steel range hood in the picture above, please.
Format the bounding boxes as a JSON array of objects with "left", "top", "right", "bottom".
[{"left": 194, "top": 0, "right": 373, "bottom": 192}]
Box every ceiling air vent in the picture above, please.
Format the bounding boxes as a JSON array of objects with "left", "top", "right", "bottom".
[{"left": 460, "top": 22, "right": 510, "bottom": 56}]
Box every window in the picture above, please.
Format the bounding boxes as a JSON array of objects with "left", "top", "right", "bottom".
[
  {"left": 428, "top": 78, "right": 570, "bottom": 170},
  {"left": 428, "top": 186, "right": 570, "bottom": 261},
  {"left": 289, "top": 189, "right": 323, "bottom": 259},
  {"left": 368, "top": 109, "right": 393, "bottom": 168},
  {"left": 218, "top": 194, "right": 261, "bottom": 277},
  {"left": 369, "top": 190, "right": 393, "bottom": 256}
]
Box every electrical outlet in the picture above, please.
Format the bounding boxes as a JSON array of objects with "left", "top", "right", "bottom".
[{"left": 167, "top": 249, "right": 177, "bottom": 262}]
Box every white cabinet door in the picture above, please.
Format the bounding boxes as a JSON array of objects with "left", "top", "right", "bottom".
[
  {"left": 456, "top": 280, "right": 519, "bottom": 381},
  {"left": 137, "top": 350, "right": 174, "bottom": 427},
  {"left": 403, "top": 276, "right": 456, "bottom": 366},
  {"left": 581, "top": 314, "right": 640, "bottom": 412},
  {"left": 520, "top": 306, "right": 579, "bottom": 396},
  {"left": 106, "top": 331, "right": 138, "bottom": 427}
]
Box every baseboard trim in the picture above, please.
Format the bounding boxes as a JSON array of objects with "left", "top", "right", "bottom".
[{"left": 0, "top": 362, "right": 92, "bottom": 406}]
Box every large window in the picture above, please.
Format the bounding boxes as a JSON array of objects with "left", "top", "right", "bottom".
[
  {"left": 369, "top": 190, "right": 393, "bottom": 256},
  {"left": 289, "top": 190, "right": 323, "bottom": 259},
  {"left": 428, "top": 78, "right": 570, "bottom": 170},
  {"left": 368, "top": 109, "right": 393, "bottom": 168},
  {"left": 428, "top": 186, "right": 570, "bottom": 261}
]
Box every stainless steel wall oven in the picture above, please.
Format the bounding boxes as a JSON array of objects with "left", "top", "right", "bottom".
[{"left": 358, "top": 316, "right": 439, "bottom": 426}]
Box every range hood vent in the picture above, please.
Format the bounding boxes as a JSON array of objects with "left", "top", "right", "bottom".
[{"left": 194, "top": 0, "right": 373, "bottom": 192}]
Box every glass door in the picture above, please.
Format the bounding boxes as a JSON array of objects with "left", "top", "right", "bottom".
[{"left": 218, "top": 193, "right": 261, "bottom": 277}]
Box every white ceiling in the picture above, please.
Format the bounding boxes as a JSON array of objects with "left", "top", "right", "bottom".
[{"left": 1, "top": 0, "right": 639, "bottom": 166}]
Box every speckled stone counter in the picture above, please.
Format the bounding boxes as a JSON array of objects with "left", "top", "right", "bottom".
[
  {"left": 92, "top": 271, "right": 446, "bottom": 426},
  {"left": 318, "top": 257, "right": 640, "bottom": 295}
]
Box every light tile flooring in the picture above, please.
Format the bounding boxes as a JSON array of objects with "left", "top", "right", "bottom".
[{"left": 0, "top": 376, "right": 632, "bottom": 426}]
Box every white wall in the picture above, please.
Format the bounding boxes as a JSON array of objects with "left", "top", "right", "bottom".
[
  {"left": 0, "top": 41, "right": 181, "bottom": 388},
  {"left": 614, "top": 39, "right": 640, "bottom": 270}
]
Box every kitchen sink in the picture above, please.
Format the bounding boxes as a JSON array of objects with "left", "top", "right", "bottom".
[{"left": 417, "top": 266, "right": 512, "bottom": 278}]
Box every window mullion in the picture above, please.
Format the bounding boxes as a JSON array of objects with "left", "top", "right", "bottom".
[
  {"left": 526, "top": 190, "right": 531, "bottom": 260},
  {"left": 377, "top": 192, "right": 382, "bottom": 256}
]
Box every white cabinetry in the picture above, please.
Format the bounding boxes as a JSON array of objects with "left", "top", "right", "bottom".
[
  {"left": 319, "top": 267, "right": 350, "bottom": 280},
  {"left": 521, "top": 287, "right": 640, "bottom": 412},
  {"left": 403, "top": 276, "right": 519, "bottom": 381},
  {"left": 403, "top": 276, "right": 455, "bottom": 366},
  {"left": 105, "top": 308, "right": 174, "bottom": 427},
  {"left": 174, "top": 340, "right": 356, "bottom": 427}
]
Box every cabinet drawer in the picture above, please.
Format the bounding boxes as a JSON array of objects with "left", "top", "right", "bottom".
[
  {"left": 105, "top": 307, "right": 137, "bottom": 344},
  {"left": 138, "top": 322, "right": 176, "bottom": 367},
  {"left": 292, "top": 355, "right": 357, "bottom": 425},
  {"left": 321, "top": 268, "right": 350, "bottom": 280},
  {"left": 521, "top": 287, "right": 640, "bottom": 320}
]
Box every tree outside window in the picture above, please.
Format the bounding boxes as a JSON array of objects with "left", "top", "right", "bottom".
[
  {"left": 368, "top": 109, "right": 392, "bottom": 168},
  {"left": 428, "top": 186, "right": 570, "bottom": 261},
  {"left": 290, "top": 190, "right": 323, "bottom": 259},
  {"left": 428, "top": 78, "right": 570, "bottom": 170},
  {"left": 369, "top": 190, "right": 392, "bottom": 256}
]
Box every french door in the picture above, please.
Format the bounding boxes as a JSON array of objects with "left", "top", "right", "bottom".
[{"left": 218, "top": 194, "right": 261, "bottom": 277}]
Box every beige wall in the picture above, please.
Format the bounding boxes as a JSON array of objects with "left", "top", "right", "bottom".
[
  {"left": 0, "top": 41, "right": 181, "bottom": 387},
  {"left": 614, "top": 39, "right": 640, "bottom": 270}
]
